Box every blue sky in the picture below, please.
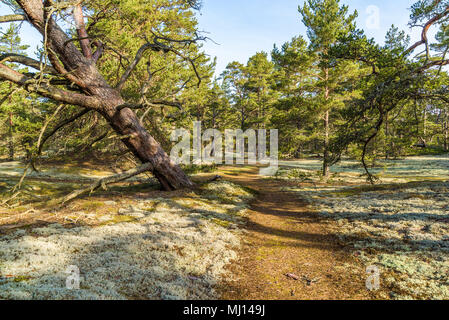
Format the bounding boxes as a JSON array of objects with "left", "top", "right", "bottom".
[
  {"left": 1, "top": 1, "right": 429, "bottom": 75},
  {"left": 197, "top": 0, "right": 423, "bottom": 75}
]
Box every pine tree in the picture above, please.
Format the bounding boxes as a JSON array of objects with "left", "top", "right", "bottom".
[
  {"left": 299, "top": 0, "right": 358, "bottom": 178},
  {"left": 244, "top": 52, "right": 277, "bottom": 129},
  {"left": 271, "top": 36, "right": 319, "bottom": 157},
  {"left": 221, "top": 61, "right": 252, "bottom": 130},
  {"left": 0, "top": 23, "right": 29, "bottom": 161}
]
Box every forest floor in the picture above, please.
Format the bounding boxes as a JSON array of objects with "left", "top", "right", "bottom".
[
  {"left": 218, "top": 167, "right": 373, "bottom": 300},
  {"left": 227, "top": 155, "right": 449, "bottom": 300},
  {"left": 0, "top": 155, "right": 448, "bottom": 299}
]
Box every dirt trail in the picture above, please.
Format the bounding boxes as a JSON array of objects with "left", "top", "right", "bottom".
[{"left": 219, "top": 168, "right": 372, "bottom": 300}]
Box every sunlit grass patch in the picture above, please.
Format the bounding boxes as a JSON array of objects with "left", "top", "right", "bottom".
[
  {"left": 201, "top": 181, "right": 256, "bottom": 205},
  {"left": 181, "top": 164, "right": 219, "bottom": 175},
  {"left": 98, "top": 215, "right": 138, "bottom": 226},
  {"left": 78, "top": 201, "right": 104, "bottom": 212},
  {"left": 274, "top": 168, "right": 316, "bottom": 182}
]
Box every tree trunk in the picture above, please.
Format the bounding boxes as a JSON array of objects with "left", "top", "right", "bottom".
[
  {"left": 8, "top": 111, "right": 14, "bottom": 161},
  {"left": 323, "top": 109, "right": 330, "bottom": 178},
  {"left": 444, "top": 108, "right": 448, "bottom": 152},
  {"left": 98, "top": 89, "right": 193, "bottom": 191},
  {"left": 294, "top": 146, "right": 302, "bottom": 159},
  {"left": 423, "top": 105, "right": 427, "bottom": 145},
  {"left": 385, "top": 112, "right": 389, "bottom": 160},
  {"left": 322, "top": 68, "right": 330, "bottom": 179}
]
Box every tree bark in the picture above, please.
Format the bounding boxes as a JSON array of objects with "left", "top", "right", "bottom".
[
  {"left": 385, "top": 112, "right": 389, "bottom": 160},
  {"left": 323, "top": 109, "right": 330, "bottom": 178},
  {"left": 8, "top": 111, "right": 14, "bottom": 161},
  {"left": 322, "top": 68, "right": 330, "bottom": 179},
  {"left": 104, "top": 103, "right": 194, "bottom": 191},
  {"left": 423, "top": 105, "right": 427, "bottom": 146},
  {"left": 444, "top": 108, "right": 448, "bottom": 152}
]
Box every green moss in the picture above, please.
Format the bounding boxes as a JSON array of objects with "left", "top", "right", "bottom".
[
  {"left": 275, "top": 168, "right": 314, "bottom": 181},
  {"left": 211, "top": 218, "right": 232, "bottom": 228},
  {"left": 13, "top": 275, "right": 32, "bottom": 283},
  {"left": 99, "top": 215, "right": 137, "bottom": 226},
  {"left": 329, "top": 181, "right": 440, "bottom": 197},
  {"left": 79, "top": 201, "right": 104, "bottom": 212},
  {"left": 181, "top": 164, "right": 218, "bottom": 174}
]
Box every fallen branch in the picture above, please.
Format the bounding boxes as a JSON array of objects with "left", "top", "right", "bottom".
[{"left": 61, "top": 162, "right": 154, "bottom": 204}]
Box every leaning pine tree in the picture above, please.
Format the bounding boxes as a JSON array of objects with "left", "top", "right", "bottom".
[{"left": 0, "top": 0, "right": 203, "bottom": 191}]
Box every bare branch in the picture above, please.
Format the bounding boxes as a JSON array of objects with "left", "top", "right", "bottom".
[
  {"left": 0, "top": 14, "right": 26, "bottom": 23},
  {"left": 152, "top": 35, "right": 204, "bottom": 86},
  {"left": 116, "top": 43, "right": 152, "bottom": 91},
  {"left": 31, "top": 103, "right": 66, "bottom": 171},
  {"left": 16, "top": 0, "right": 89, "bottom": 76},
  {"left": 116, "top": 34, "right": 205, "bottom": 91},
  {"left": 92, "top": 41, "right": 104, "bottom": 62},
  {"left": 404, "top": 5, "right": 449, "bottom": 56},
  {"left": 0, "top": 53, "right": 57, "bottom": 74},
  {"left": 61, "top": 162, "right": 154, "bottom": 204},
  {"left": 0, "top": 88, "right": 18, "bottom": 106},
  {"left": 416, "top": 58, "right": 449, "bottom": 72},
  {"left": 149, "top": 100, "right": 183, "bottom": 109},
  {"left": 38, "top": 109, "right": 92, "bottom": 154},
  {"left": 116, "top": 100, "right": 183, "bottom": 112},
  {"left": 0, "top": 63, "right": 101, "bottom": 109}
]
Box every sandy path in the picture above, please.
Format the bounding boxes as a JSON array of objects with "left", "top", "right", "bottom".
[{"left": 219, "top": 168, "right": 373, "bottom": 300}]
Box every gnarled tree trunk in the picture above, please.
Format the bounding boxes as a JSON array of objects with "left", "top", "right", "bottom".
[
  {"left": 0, "top": 0, "right": 194, "bottom": 190},
  {"left": 102, "top": 95, "right": 194, "bottom": 191}
]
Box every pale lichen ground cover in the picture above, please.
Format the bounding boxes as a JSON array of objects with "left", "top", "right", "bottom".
[
  {"left": 277, "top": 155, "right": 449, "bottom": 300},
  {"left": 278, "top": 154, "right": 449, "bottom": 184},
  {"left": 0, "top": 181, "right": 254, "bottom": 300}
]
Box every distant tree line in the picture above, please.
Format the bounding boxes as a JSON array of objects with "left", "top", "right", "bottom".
[{"left": 1, "top": 0, "right": 448, "bottom": 184}]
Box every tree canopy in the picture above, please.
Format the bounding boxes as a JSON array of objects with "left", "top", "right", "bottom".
[{"left": 0, "top": 0, "right": 448, "bottom": 190}]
